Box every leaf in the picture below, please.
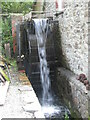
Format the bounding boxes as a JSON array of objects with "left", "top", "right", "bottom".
[{"left": 65, "top": 113, "right": 69, "bottom": 120}]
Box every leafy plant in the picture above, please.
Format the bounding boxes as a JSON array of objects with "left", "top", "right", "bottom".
[
  {"left": 65, "top": 113, "right": 69, "bottom": 120},
  {"left": 1, "top": 2, "right": 33, "bottom": 15},
  {"left": 1, "top": 2, "right": 34, "bottom": 57},
  {"left": 2, "top": 15, "right": 13, "bottom": 56}
]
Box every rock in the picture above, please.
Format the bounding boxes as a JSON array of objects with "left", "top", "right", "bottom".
[
  {"left": 86, "top": 84, "right": 90, "bottom": 91},
  {"left": 84, "top": 80, "right": 89, "bottom": 85},
  {"left": 76, "top": 74, "right": 87, "bottom": 83}
]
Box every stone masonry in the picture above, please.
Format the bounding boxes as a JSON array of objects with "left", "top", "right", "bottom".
[
  {"left": 56, "top": 67, "right": 90, "bottom": 118},
  {"left": 44, "top": 0, "right": 90, "bottom": 118},
  {"left": 45, "top": 0, "right": 88, "bottom": 77}
]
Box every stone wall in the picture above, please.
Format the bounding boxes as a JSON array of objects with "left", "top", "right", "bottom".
[
  {"left": 44, "top": 0, "right": 89, "bottom": 118},
  {"left": 56, "top": 67, "right": 90, "bottom": 118},
  {"left": 88, "top": 2, "right": 90, "bottom": 88},
  {"left": 45, "top": 0, "right": 88, "bottom": 77}
]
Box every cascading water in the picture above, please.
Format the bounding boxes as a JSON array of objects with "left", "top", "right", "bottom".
[
  {"left": 15, "top": 19, "right": 73, "bottom": 119},
  {"left": 33, "top": 19, "right": 52, "bottom": 105},
  {"left": 33, "top": 19, "right": 71, "bottom": 119}
]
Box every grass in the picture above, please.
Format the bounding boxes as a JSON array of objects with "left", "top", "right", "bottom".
[
  {"left": 10, "top": 59, "right": 17, "bottom": 67},
  {"left": 10, "top": 59, "right": 18, "bottom": 71},
  {"left": 4, "top": 57, "right": 18, "bottom": 71}
]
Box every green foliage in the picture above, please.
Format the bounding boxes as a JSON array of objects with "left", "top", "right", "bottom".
[
  {"left": 11, "top": 59, "right": 17, "bottom": 67},
  {"left": 2, "top": 15, "right": 13, "bottom": 56},
  {"left": 1, "top": 2, "right": 33, "bottom": 15},
  {"left": 2, "top": 16, "right": 12, "bottom": 43},
  {"left": 1, "top": 2, "right": 34, "bottom": 58},
  {"left": 88, "top": 116, "right": 90, "bottom": 120},
  {"left": 1, "top": 2, "right": 34, "bottom": 57},
  {"left": 65, "top": 113, "right": 69, "bottom": 120}
]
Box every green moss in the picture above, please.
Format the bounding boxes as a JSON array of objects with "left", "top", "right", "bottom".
[
  {"left": 63, "top": 98, "right": 82, "bottom": 119},
  {"left": 88, "top": 116, "right": 90, "bottom": 120}
]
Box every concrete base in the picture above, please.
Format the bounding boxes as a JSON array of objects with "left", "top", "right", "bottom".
[{"left": 56, "top": 67, "right": 90, "bottom": 118}]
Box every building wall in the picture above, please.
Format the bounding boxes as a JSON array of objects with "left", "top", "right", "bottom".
[
  {"left": 45, "top": 0, "right": 88, "bottom": 77},
  {"left": 44, "top": 0, "right": 89, "bottom": 118}
]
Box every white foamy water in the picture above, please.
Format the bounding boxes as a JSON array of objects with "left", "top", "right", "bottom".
[
  {"left": 34, "top": 19, "right": 53, "bottom": 105},
  {"left": 42, "top": 105, "right": 60, "bottom": 117}
]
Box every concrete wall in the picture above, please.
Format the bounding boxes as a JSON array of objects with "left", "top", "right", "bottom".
[{"left": 45, "top": 0, "right": 88, "bottom": 77}]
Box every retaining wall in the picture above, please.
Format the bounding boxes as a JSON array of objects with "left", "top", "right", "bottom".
[
  {"left": 56, "top": 67, "right": 90, "bottom": 118},
  {"left": 45, "top": 0, "right": 88, "bottom": 77},
  {"left": 45, "top": 1, "right": 89, "bottom": 118}
]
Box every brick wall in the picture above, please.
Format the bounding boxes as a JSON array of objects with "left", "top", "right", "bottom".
[{"left": 11, "top": 14, "right": 23, "bottom": 54}]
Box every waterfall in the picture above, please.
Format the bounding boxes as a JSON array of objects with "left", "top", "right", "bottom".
[
  {"left": 33, "top": 19, "right": 52, "bottom": 105},
  {"left": 32, "top": 19, "right": 70, "bottom": 118},
  {"left": 16, "top": 19, "right": 71, "bottom": 118}
]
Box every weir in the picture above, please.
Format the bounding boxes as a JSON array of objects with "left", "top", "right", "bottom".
[{"left": 16, "top": 19, "right": 71, "bottom": 119}]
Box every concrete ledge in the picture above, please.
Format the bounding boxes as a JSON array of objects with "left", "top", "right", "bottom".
[
  {"left": 18, "top": 85, "right": 45, "bottom": 118},
  {"left": 56, "top": 67, "right": 90, "bottom": 118}
]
